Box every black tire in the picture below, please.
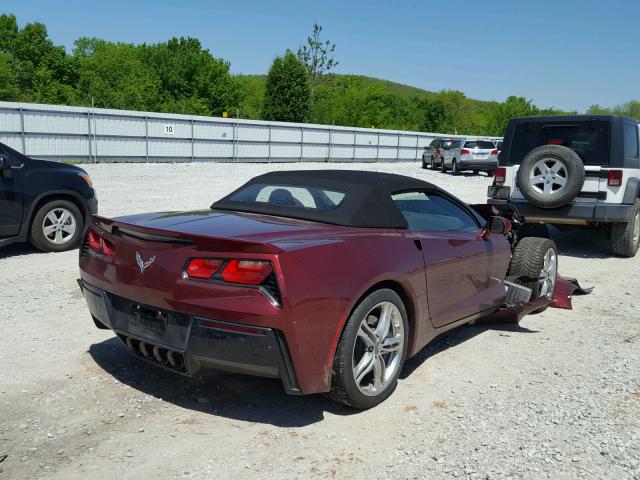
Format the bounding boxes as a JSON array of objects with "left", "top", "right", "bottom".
[
  {"left": 328, "top": 288, "right": 409, "bottom": 409},
  {"left": 29, "top": 199, "right": 84, "bottom": 252},
  {"left": 508, "top": 237, "right": 558, "bottom": 313},
  {"left": 487, "top": 169, "right": 496, "bottom": 177},
  {"left": 517, "top": 222, "right": 550, "bottom": 239},
  {"left": 421, "top": 157, "right": 428, "bottom": 169},
  {"left": 451, "top": 159, "right": 459, "bottom": 176},
  {"left": 611, "top": 200, "right": 640, "bottom": 257},
  {"left": 473, "top": 169, "right": 479, "bottom": 175},
  {"left": 440, "top": 159, "right": 447, "bottom": 173},
  {"left": 516, "top": 145, "right": 585, "bottom": 209},
  {"left": 430, "top": 156, "right": 436, "bottom": 170}
]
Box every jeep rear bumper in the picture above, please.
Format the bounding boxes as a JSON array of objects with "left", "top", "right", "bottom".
[{"left": 488, "top": 199, "right": 636, "bottom": 223}]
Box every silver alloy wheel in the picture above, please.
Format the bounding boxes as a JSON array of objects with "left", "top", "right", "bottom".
[
  {"left": 539, "top": 248, "right": 558, "bottom": 298},
  {"left": 633, "top": 211, "right": 640, "bottom": 246},
  {"left": 529, "top": 158, "right": 568, "bottom": 195},
  {"left": 352, "top": 301, "right": 405, "bottom": 396},
  {"left": 42, "top": 207, "right": 77, "bottom": 245}
]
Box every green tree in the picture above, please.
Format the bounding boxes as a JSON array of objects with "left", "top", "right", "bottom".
[
  {"left": 262, "top": 50, "right": 310, "bottom": 122},
  {"left": 297, "top": 23, "right": 338, "bottom": 89},
  {"left": 487, "top": 96, "right": 539, "bottom": 136},
  {"left": 420, "top": 98, "right": 448, "bottom": 133},
  {"left": 0, "top": 53, "right": 20, "bottom": 100}
]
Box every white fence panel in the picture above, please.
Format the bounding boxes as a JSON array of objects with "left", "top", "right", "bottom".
[{"left": 0, "top": 101, "right": 499, "bottom": 163}]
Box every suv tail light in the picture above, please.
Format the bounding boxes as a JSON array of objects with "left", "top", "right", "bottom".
[
  {"left": 86, "top": 230, "right": 116, "bottom": 260},
  {"left": 435, "top": 148, "right": 441, "bottom": 156},
  {"left": 491, "top": 149, "right": 498, "bottom": 155},
  {"left": 494, "top": 167, "right": 507, "bottom": 185},
  {"left": 607, "top": 170, "right": 623, "bottom": 187},
  {"left": 460, "top": 148, "right": 471, "bottom": 155},
  {"left": 222, "top": 260, "right": 273, "bottom": 285}
]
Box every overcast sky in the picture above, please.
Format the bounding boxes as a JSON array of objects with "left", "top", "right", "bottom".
[{"left": 4, "top": 0, "right": 638, "bottom": 112}]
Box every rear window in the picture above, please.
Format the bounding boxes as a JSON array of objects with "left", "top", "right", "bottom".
[
  {"left": 463, "top": 140, "right": 495, "bottom": 149},
  {"left": 509, "top": 121, "right": 610, "bottom": 165},
  {"left": 228, "top": 183, "right": 347, "bottom": 211}
]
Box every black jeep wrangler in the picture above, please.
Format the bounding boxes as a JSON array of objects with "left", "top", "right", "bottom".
[{"left": 488, "top": 115, "right": 640, "bottom": 257}]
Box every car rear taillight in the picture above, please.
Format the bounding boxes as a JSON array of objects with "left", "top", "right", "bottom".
[
  {"left": 491, "top": 149, "right": 498, "bottom": 155},
  {"left": 185, "top": 258, "right": 223, "bottom": 279},
  {"left": 86, "top": 230, "right": 115, "bottom": 260},
  {"left": 607, "top": 170, "right": 623, "bottom": 188},
  {"left": 221, "top": 260, "right": 273, "bottom": 285},
  {"left": 435, "top": 148, "right": 441, "bottom": 156},
  {"left": 460, "top": 148, "right": 471, "bottom": 155},
  {"left": 494, "top": 167, "right": 507, "bottom": 185}
]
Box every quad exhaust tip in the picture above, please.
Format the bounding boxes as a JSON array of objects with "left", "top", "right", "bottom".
[{"left": 118, "top": 333, "right": 186, "bottom": 373}]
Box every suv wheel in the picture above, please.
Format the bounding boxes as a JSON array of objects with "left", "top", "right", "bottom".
[
  {"left": 440, "top": 159, "right": 447, "bottom": 173},
  {"left": 329, "top": 289, "right": 408, "bottom": 409},
  {"left": 451, "top": 159, "right": 459, "bottom": 176},
  {"left": 421, "top": 157, "right": 428, "bottom": 169},
  {"left": 29, "top": 200, "right": 84, "bottom": 252},
  {"left": 430, "top": 156, "right": 436, "bottom": 170},
  {"left": 611, "top": 200, "right": 640, "bottom": 257},
  {"left": 516, "top": 145, "right": 585, "bottom": 208},
  {"left": 508, "top": 237, "right": 558, "bottom": 313}
]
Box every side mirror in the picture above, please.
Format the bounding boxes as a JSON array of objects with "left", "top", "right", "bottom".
[
  {"left": 481, "top": 216, "right": 512, "bottom": 240},
  {"left": 0, "top": 154, "right": 9, "bottom": 170}
]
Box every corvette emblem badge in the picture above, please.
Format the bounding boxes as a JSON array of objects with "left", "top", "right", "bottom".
[{"left": 136, "top": 251, "right": 156, "bottom": 274}]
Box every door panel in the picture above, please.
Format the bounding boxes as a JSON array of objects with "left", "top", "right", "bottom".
[
  {"left": 420, "top": 230, "right": 508, "bottom": 327},
  {"left": 0, "top": 166, "right": 23, "bottom": 237}
]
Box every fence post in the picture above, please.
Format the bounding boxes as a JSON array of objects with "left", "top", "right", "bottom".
[
  {"left": 87, "top": 110, "right": 92, "bottom": 163},
  {"left": 396, "top": 134, "right": 401, "bottom": 161},
  {"left": 376, "top": 132, "right": 380, "bottom": 162},
  {"left": 300, "top": 126, "right": 304, "bottom": 162},
  {"left": 328, "top": 128, "right": 333, "bottom": 162},
  {"left": 145, "top": 115, "right": 149, "bottom": 163},
  {"left": 268, "top": 124, "right": 272, "bottom": 163},
  {"left": 191, "top": 119, "right": 194, "bottom": 162},
  {"left": 352, "top": 131, "right": 356, "bottom": 161},
  {"left": 415, "top": 135, "right": 419, "bottom": 160},
  {"left": 19, "top": 106, "right": 26, "bottom": 155},
  {"left": 233, "top": 120, "right": 237, "bottom": 161}
]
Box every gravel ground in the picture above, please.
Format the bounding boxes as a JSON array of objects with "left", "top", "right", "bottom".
[{"left": 0, "top": 162, "right": 638, "bottom": 480}]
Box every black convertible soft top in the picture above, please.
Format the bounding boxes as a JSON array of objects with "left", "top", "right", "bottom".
[{"left": 212, "top": 170, "right": 446, "bottom": 228}]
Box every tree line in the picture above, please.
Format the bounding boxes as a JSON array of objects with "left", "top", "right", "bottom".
[{"left": 1, "top": 14, "right": 635, "bottom": 138}]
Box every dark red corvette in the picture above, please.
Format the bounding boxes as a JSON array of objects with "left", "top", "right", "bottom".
[{"left": 79, "top": 171, "right": 558, "bottom": 408}]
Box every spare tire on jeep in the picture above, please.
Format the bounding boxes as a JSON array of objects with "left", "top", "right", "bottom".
[{"left": 516, "top": 145, "right": 585, "bottom": 209}]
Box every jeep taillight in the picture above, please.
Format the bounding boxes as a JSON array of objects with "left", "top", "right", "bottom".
[
  {"left": 86, "top": 230, "right": 116, "bottom": 260},
  {"left": 491, "top": 149, "right": 498, "bottom": 155},
  {"left": 460, "top": 148, "right": 471, "bottom": 155},
  {"left": 607, "top": 170, "right": 623, "bottom": 187},
  {"left": 435, "top": 148, "right": 441, "bottom": 156},
  {"left": 494, "top": 167, "right": 506, "bottom": 185}
]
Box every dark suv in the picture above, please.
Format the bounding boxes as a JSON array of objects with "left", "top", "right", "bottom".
[
  {"left": 488, "top": 115, "right": 640, "bottom": 257},
  {"left": 0, "top": 142, "right": 98, "bottom": 252}
]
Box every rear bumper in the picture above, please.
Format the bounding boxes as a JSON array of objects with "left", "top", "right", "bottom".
[
  {"left": 458, "top": 158, "right": 497, "bottom": 170},
  {"left": 78, "top": 279, "right": 301, "bottom": 394},
  {"left": 488, "top": 199, "right": 635, "bottom": 223}
]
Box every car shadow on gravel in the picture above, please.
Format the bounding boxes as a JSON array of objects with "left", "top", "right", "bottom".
[
  {"left": 400, "top": 322, "right": 538, "bottom": 379},
  {"left": 0, "top": 243, "right": 48, "bottom": 259},
  {"left": 550, "top": 227, "right": 615, "bottom": 259},
  {"left": 89, "top": 337, "right": 357, "bottom": 427}
]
